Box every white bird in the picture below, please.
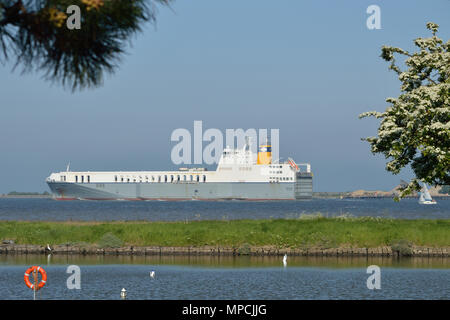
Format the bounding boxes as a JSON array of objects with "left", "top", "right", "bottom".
[
  {"left": 150, "top": 271, "right": 155, "bottom": 278},
  {"left": 283, "top": 254, "right": 287, "bottom": 267},
  {"left": 46, "top": 244, "right": 52, "bottom": 252}
]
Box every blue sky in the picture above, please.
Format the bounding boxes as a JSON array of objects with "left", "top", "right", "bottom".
[{"left": 0, "top": 0, "right": 449, "bottom": 193}]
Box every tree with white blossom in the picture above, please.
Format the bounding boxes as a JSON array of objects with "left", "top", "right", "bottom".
[{"left": 360, "top": 22, "right": 449, "bottom": 199}]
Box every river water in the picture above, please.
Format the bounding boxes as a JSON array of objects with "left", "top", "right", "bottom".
[
  {"left": 0, "top": 255, "right": 449, "bottom": 300},
  {"left": 0, "top": 198, "right": 449, "bottom": 221}
]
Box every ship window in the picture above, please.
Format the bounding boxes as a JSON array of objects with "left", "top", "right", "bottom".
[
  {"left": 171, "top": 175, "right": 174, "bottom": 182},
  {"left": 152, "top": 176, "right": 155, "bottom": 182},
  {"left": 183, "top": 175, "right": 186, "bottom": 181},
  {"left": 203, "top": 175, "right": 206, "bottom": 183},
  {"left": 81, "top": 176, "right": 84, "bottom": 183},
  {"left": 196, "top": 175, "right": 199, "bottom": 182},
  {"left": 177, "top": 175, "right": 180, "bottom": 182},
  {"left": 190, "top": 175, "right": 193, "bottom": 181},
  {"left": 164, "top": 175, "right": 167, "bottom": 182},
  {"left": 121, "top": 177, "right": 124, "bottom": 182},
  {"left": 127, "top": 178, "right": 130, "bottom": 183},
  {"left": 87, "top": 176, "right": 90, "bottom": 183},
  {"left": 158, "top": 176, "right": 161, "bottom": 182},
  {"left": 115, "top": 175, "right": 118, "bottom": 182}
]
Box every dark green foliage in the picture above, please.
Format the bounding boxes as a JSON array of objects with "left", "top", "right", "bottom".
[
  {"left": 238, "top": 243, "right": 251, "bottom": 255},
  {"left": 391, "top": 239, "right": 413, "bottom": 256},
  {"left": 0, "top": 0, "right": 170, "bottom": 90}
]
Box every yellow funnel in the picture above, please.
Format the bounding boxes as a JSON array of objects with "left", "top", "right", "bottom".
[{"left": 257, "top": 145, "right": 272, "bottom": 165}]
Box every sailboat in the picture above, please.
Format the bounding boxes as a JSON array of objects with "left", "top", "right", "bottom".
[{"left": 418, "top": 184, "right": 437, "bottom": 205}]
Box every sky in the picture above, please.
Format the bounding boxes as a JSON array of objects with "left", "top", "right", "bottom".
[{"left": 0, "top": 0, "right": 449, "bottom": 193}]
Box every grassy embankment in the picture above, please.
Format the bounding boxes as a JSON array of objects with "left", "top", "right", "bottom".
[{"left": 0, "top": 216, "right": 449, "bottom": 249}]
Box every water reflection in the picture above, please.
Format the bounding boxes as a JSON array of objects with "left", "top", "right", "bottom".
[{"left": 1, "top": 254, "right": 449, "bottom": 269}]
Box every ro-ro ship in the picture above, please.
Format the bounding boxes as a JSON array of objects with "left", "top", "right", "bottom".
[{"left": 46, "top": 141, "right": 313, "bottom": 200}]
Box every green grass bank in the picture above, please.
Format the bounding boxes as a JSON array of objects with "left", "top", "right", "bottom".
[{"left": 0, "top": 217, "right": 449, "bottom": 249}]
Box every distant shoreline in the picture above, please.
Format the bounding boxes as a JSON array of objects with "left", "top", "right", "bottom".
[
  {"left": 0, "top": 192, "right": 450, "bottom": 202},
  {"left": 0, "top": 195, "right": 52, "bottom": 199},
  {"left": 313, "top": 194, "right": 450, "bottom": 199},
  {"left": 1, "top": 194, "right": 448, "bottom": 199}
]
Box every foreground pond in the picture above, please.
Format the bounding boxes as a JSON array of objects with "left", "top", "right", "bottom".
[{"left": 1, "top": 255, "right": 448, "bottom": 299}]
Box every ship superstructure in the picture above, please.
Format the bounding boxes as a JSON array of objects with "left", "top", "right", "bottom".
[{"left": 46, "top": 140, "right": 313, "bottom": 200}]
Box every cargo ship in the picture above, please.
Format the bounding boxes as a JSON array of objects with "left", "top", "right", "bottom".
[{"left": 46, "top": 140, "right": 313, "bottom": 200}]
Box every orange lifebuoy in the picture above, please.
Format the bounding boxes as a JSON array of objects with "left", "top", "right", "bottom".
[{"left": 24, "top": 266, "right": 47, "bottom": 290}]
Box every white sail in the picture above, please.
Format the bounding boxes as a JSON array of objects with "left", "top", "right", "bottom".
[
  {"left": 419, "top": 184, "right": 436, "bottom": 204},
  {"left": 419, "top": 192, "right": 425, "bottom": 203},
  {"left": 423, "top": 185, "right": 433, "bottom": 201}
]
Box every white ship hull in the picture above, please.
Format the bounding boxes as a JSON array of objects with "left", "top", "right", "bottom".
[{"left": 47, "top": 180, "right": 309, "bottom": 201}]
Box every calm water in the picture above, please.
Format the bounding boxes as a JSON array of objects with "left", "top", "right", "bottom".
[
  {"left": 0, "top": 255, "right": 449, "bottom": 300},
  {"left": 0, "top": 198, "right": 449, "bottom": 221}
]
